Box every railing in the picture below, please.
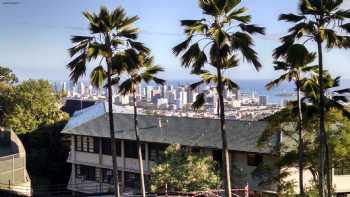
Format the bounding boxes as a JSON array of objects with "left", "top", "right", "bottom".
[
  {"left": 0, "top": 153, "right": 26, "bottom": 186},
  {"left": 0, "top": 130, "right": 32, "bottom": 196}
]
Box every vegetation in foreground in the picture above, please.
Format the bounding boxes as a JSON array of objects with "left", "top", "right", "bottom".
[{"left": 150, "top": 144, "right": 221, "bottom": 193}]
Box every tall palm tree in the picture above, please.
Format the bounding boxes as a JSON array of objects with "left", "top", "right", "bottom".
[
  {"left": 266, "top": 44, "right": 316, "bottom": 196},
  {"left": 118, "top": 54, "right": 165, "bottom": 197},
  {"left": 67, "top": 6, "right": 149, "bottom": 197},
  {"left": 301, "top": 69, "right": 350, "bottom": 196},
  {"left": 173, "top": 0, "right": 265, "bottom": 196},
  {"left": 273, "top": 1, "right": 350, "bottom": 195}
]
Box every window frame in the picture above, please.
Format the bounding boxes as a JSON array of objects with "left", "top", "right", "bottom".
[{"left": 247, "top": 153, "right": 263, "bottom": 167}]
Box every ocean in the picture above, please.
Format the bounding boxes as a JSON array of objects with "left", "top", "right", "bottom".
[{"left": 166, "top": 79, "right": 350, "bottom": 104}]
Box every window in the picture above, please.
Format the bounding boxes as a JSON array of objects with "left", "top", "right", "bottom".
[
  {"left": 101, "top": 138, "right": 121, "bottom": 156},
  {"left": 102, "top": 168, "right": 114, "bottom": 184},
  {"left": 334, "top": 161, "right": 350, "bottom": 175},
  {"left": 82, "top": 136, "right": 88, "bottom": 152},
  {"left": 125, "top": 140, "right": 145, "bottom": 159},
  {"left": 247, "top": 153, "right": 263, "bottom": 166},
  {"left": 75, "top": 164, "right": 96, "bottom": 181},
  {"left": 76, "top": 136, "right": 82, "bottom": 151},
  {"left": 94, "top": 137, "right": 100, "bottom": 153},
  {"left": 125, "top": 171, "right": 140, "bottom": 189},
  {"left": 75, "top": 135, "right": 99, "bottom": 153},
  {"left": 149, "top": 143, "right": 167, "bottom": 161},
  {"left": 101, "top": 168, "right": 122, "bottom": 184}
]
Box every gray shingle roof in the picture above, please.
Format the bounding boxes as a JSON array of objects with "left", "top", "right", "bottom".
[{"left": 62, "top": 103, "right": 276, "bottom": 154}]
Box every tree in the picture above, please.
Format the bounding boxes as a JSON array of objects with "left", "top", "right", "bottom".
[
  {"left": 118, "top": 54, "right": 165, "bottom": 197},
  {"left": 150, "top": 144, "right": 221, "bottom": 193},
  {"left": 173, "top": 0, "right": 264, "bottom": 196},
  {"left": 274, "top": 1, "right": 350, "bottom": 195},
  {"left": 266, "top": 44, "right": 316, "bottom": 196},
  {"left": 0, "top": 66, "right": 18, "bottom": 85},
  {"left": 67, "top": 6, "right": 149, "bottom": 197},
  {"left": 1, "top": 79, "right": 68, "bottom": 134},
  {"left": 258, "top": 71, "right": 350, "bottom": 196},
  {"left": 0, "top": 66, "right": 17, "bottom": 93}
]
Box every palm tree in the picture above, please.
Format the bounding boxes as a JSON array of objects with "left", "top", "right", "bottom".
[
  {"left": 118, "top": 54, "right": 165, "bottom": 197},
  {"left": 266, "top": 44, "right": 316, "bottom": 196},
  {"left": 301, "top": 69, "right": 350, "bottom": 196},
  {"left": 273, "top": 1, "right": 350, "bottom": 195},
  {"left": 173, "top": 0, "right": 265, "bottom": 196},
  {"left": 67, "top": 6, "right": 149, "bottom": 197}
]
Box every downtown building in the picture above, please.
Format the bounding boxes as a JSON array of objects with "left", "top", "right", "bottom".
[{"left": 61, "top": 102, "right": 350, "bottom": 196}]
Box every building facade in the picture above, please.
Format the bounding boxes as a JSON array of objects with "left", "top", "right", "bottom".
[{"left": 61, "top": 102, "right": 350, "bottom": 196}]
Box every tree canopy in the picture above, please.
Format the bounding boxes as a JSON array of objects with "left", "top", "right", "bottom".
[
  {"left": 1, "top": 79, "right": 68, "bottom": 134},
  {"left": 150, "top": 144, "right": 221, "bottom": 193}
]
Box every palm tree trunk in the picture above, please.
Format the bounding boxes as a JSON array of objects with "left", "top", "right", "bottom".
[
  {"left": 133, "top": 91, "right": 146, "bottom": 197},
  {"left": 106, "top": 57, "right": 121, "bottom": 197},
  {"left": 297, "top": 81, "right": 304, "bottom": 196},
  {"left": 216, "top": 67, "right": 232, "bottom": 197},
  {"left": 317, "top": 36, "right": 326, "bottom": 197},
  {"left": 326, "top": 138, "right": 332, "bottom": 197}
]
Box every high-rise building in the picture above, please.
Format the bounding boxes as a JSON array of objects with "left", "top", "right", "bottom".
[
  {"left": 259, "top": 95, "right": 268, "bottom": 106},
  {"left": 168, "top": 90, "right": 176, "bottom": 104},
  {"left": 78, "top": 82, "right": 85, "bottom": 96},
  {"left": 62, "top": 81, "right": 67, "bottom": 93},
  {"left": 161, "top": 85, "right": 168, "bottom": 98},
  {"left": 177, "top": 87, "right": 187, "bottom": 109},
  {"left": 145, "top": 86, "right": 153, "bottom": 102}
]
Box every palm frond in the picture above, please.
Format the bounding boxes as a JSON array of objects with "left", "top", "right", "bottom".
[
  {"left": 180, "top": 43, "right": 201, "bottom": 67},
  {"left": 231, "top": 32, "right": 262, "bottom": 70},
  {"left": 70, "top": 35, "right": 93, "bottom": 44},
  {"left": 266, "top": 73, "right": 292, "bottom": 90},
  {"left": 335, "top": 88, "right": 350, "bottom": 94},
  {"left": 199, "top": 0, "right": 220, "bottom": 16},
  {"left": 172, "top": 36, "right": 193, "bottom": 56},
  {"left": 119, "top": 16, "right": 139, "bottom": 29},
  {"left": 190, "top": 80, "right": 205, "bottom": 90},
  {"left": 239, "top": 24, "right": 265, "bottom": 35},
  {"left": 127, "top": 40, "right": 150, "bottom": 53},
  {"left": 222, "top": 78, "right": 239, "bottom": 91},
  {"left": 279, "top": 13, "right": 306, "bottom": 23},
  {"left": 151, "top": 77, "right": 166, "bottom": 85},
  {"left": 223, "top": 0, "right": 241, "bottom": 13},
  {"left": 192, "top": 92, "right": 206, "bottom": 110},
  {"left": 117, "top": 28, "right": 139, "bottom": 39},
  {"left": 67, "top": 53, "right": 87, "bottom": 84},
  {"left": 119, "top": 78, "right": 133, "bottom": 96},
  {"left": 90, "top": 65, "right": 106, "bottom": 88}
]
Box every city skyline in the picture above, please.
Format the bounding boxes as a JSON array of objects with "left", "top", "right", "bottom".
[{"left": 1, "top": 0, "right": 350, "bottom": 81}]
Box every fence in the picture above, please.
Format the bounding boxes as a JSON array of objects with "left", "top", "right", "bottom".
[{"left": 0, "top": 153, "right": 27, "bottom": 186}]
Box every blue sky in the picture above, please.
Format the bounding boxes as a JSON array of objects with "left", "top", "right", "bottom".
[{"left": 0, "top": 0, "right": 349, "bottom": 81}]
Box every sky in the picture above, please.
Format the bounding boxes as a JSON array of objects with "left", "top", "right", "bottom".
[{"left": 0, "top": 0, "right": 349, "bottom": 81}]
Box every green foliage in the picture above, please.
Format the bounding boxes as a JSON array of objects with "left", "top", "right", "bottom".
[
  {"left": 67, "top": 6, "right": 149, "bottom": 87},
  {"left": 150, "top": 144, "right": 221, "bottom": 192},
  {"left": 173, "top": 0, "right": 264, "bottom": 110},
  {"left": 118, "top": 55, "right": 165, "bottom": 96},
  {"left": 1, "top": 79, "right": 68, "bottom": 134},
  {"left": 0, "top": 66, "right": 18, "bottom": 85}
]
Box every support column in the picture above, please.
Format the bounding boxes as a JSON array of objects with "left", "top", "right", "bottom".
[
  {"left": 145, "top": 143, "right": 149, "bottom": 172},
  {"left": 99, "top": 138, "right": 103, "bottom": 193},
  {"left": 99, "top": 137, "right": 103, "bottom": 165},
  {"left": 121, "top": 140, "right": 125, "bottom": 192},
  {"left": 71, "top": 135, "right": 76, "bottom": 186}
]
